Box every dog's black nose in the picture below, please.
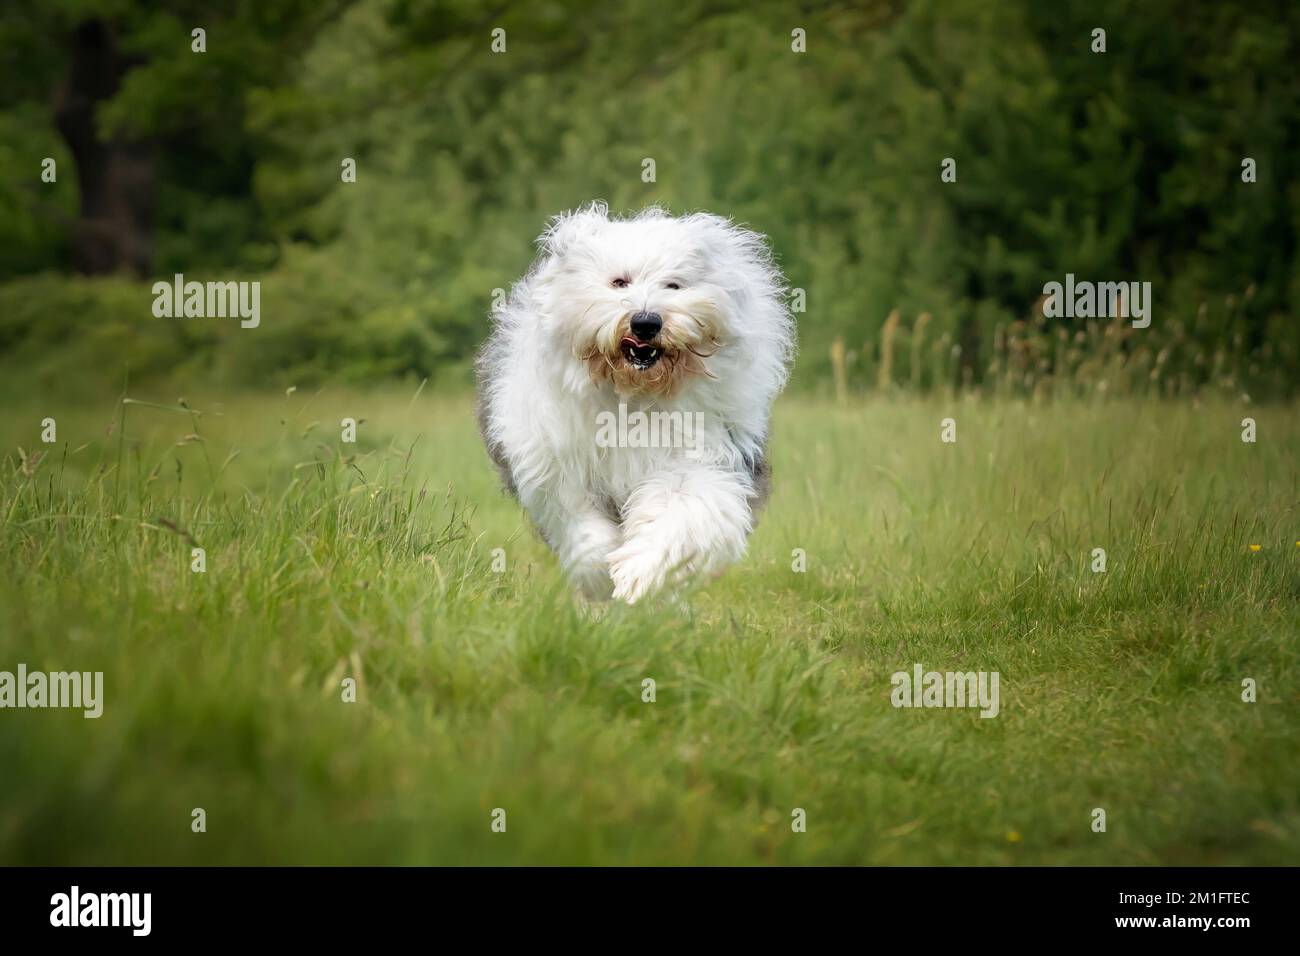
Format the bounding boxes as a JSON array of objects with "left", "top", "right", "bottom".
[{"left": 630, "top": 312, "right": 662, "bottom": 341}]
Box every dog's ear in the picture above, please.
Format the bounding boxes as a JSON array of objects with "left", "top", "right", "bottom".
[{"left": 540, "top": 201, "right": 609, "bottom": 259}]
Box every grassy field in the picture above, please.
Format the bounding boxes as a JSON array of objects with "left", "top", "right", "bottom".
[{"left": 0, "top": 386, "right": 1296, "bottom": 865}]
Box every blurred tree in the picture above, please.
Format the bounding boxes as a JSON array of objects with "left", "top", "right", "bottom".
[
  {"left": 0, "top": 0, "right": 1296, "bottom": 394},
  {"left": 0, "top": 0, "right": 353, "bottom": 277}
]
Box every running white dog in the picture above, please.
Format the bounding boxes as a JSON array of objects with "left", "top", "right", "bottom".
[{"left": 476, "top": 203, "right": 795, "bottom": 603}]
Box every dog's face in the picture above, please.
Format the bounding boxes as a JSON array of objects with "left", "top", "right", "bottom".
[{"left": 534, "top": 207, "right": 752, "bottom": 398}]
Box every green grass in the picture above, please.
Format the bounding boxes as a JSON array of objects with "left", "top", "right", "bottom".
[{"left": 0, "top": 387, "right": 1296, "bottom": 865}]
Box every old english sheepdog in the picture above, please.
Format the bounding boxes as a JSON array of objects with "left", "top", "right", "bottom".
[{"left": 476, "top": 203, "right": 795, "bottom": 603}]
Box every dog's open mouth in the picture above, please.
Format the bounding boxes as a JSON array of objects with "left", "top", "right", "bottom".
[{"left": 620, "top": 336, "right": 662, "bottom": 370}]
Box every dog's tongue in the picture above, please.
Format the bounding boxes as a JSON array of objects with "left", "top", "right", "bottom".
[{"left": 620, "top": 334, "right": 662, "bottom": 369}]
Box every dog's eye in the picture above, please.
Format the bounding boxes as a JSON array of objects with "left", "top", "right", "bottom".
[
  {"left": 665, "top": 282, "right": 681, "bottom": 290},
  {"left": 612, "top": 277, "right": 629, "bottom": 289}
]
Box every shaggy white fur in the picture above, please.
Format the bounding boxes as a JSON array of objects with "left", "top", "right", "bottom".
[{"left": 476, "top": 202, "right": 795, "bottom": 603}]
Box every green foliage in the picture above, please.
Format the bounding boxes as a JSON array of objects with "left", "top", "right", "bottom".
[
  {"left": 0, "top": 275, "right": 180, "bottom": 390},
  {"left": 0, "top": 0, "right": 1297, "bottom": 393},
  {"left": 0, "top": 106, "right": 75, "bottom": 275}
]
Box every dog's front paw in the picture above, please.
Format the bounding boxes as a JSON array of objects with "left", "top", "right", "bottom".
[
  {"left": 608, "top": 540, "right": 676, "bottom": 605},
  {"left": 556, "top": 513, "right": 621, "bottom": 601}
]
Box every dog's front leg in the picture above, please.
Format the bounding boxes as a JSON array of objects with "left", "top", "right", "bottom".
[
  {"left": 608, "top": 464, "right": 754, "bottom": 604},
  {"left": 526, "top": 486, "right": 622, "bottom": 600}
]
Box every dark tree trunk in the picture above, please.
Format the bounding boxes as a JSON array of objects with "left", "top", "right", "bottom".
[{"left": 53, "top": 19, "right": 156, "bottom": 277}]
